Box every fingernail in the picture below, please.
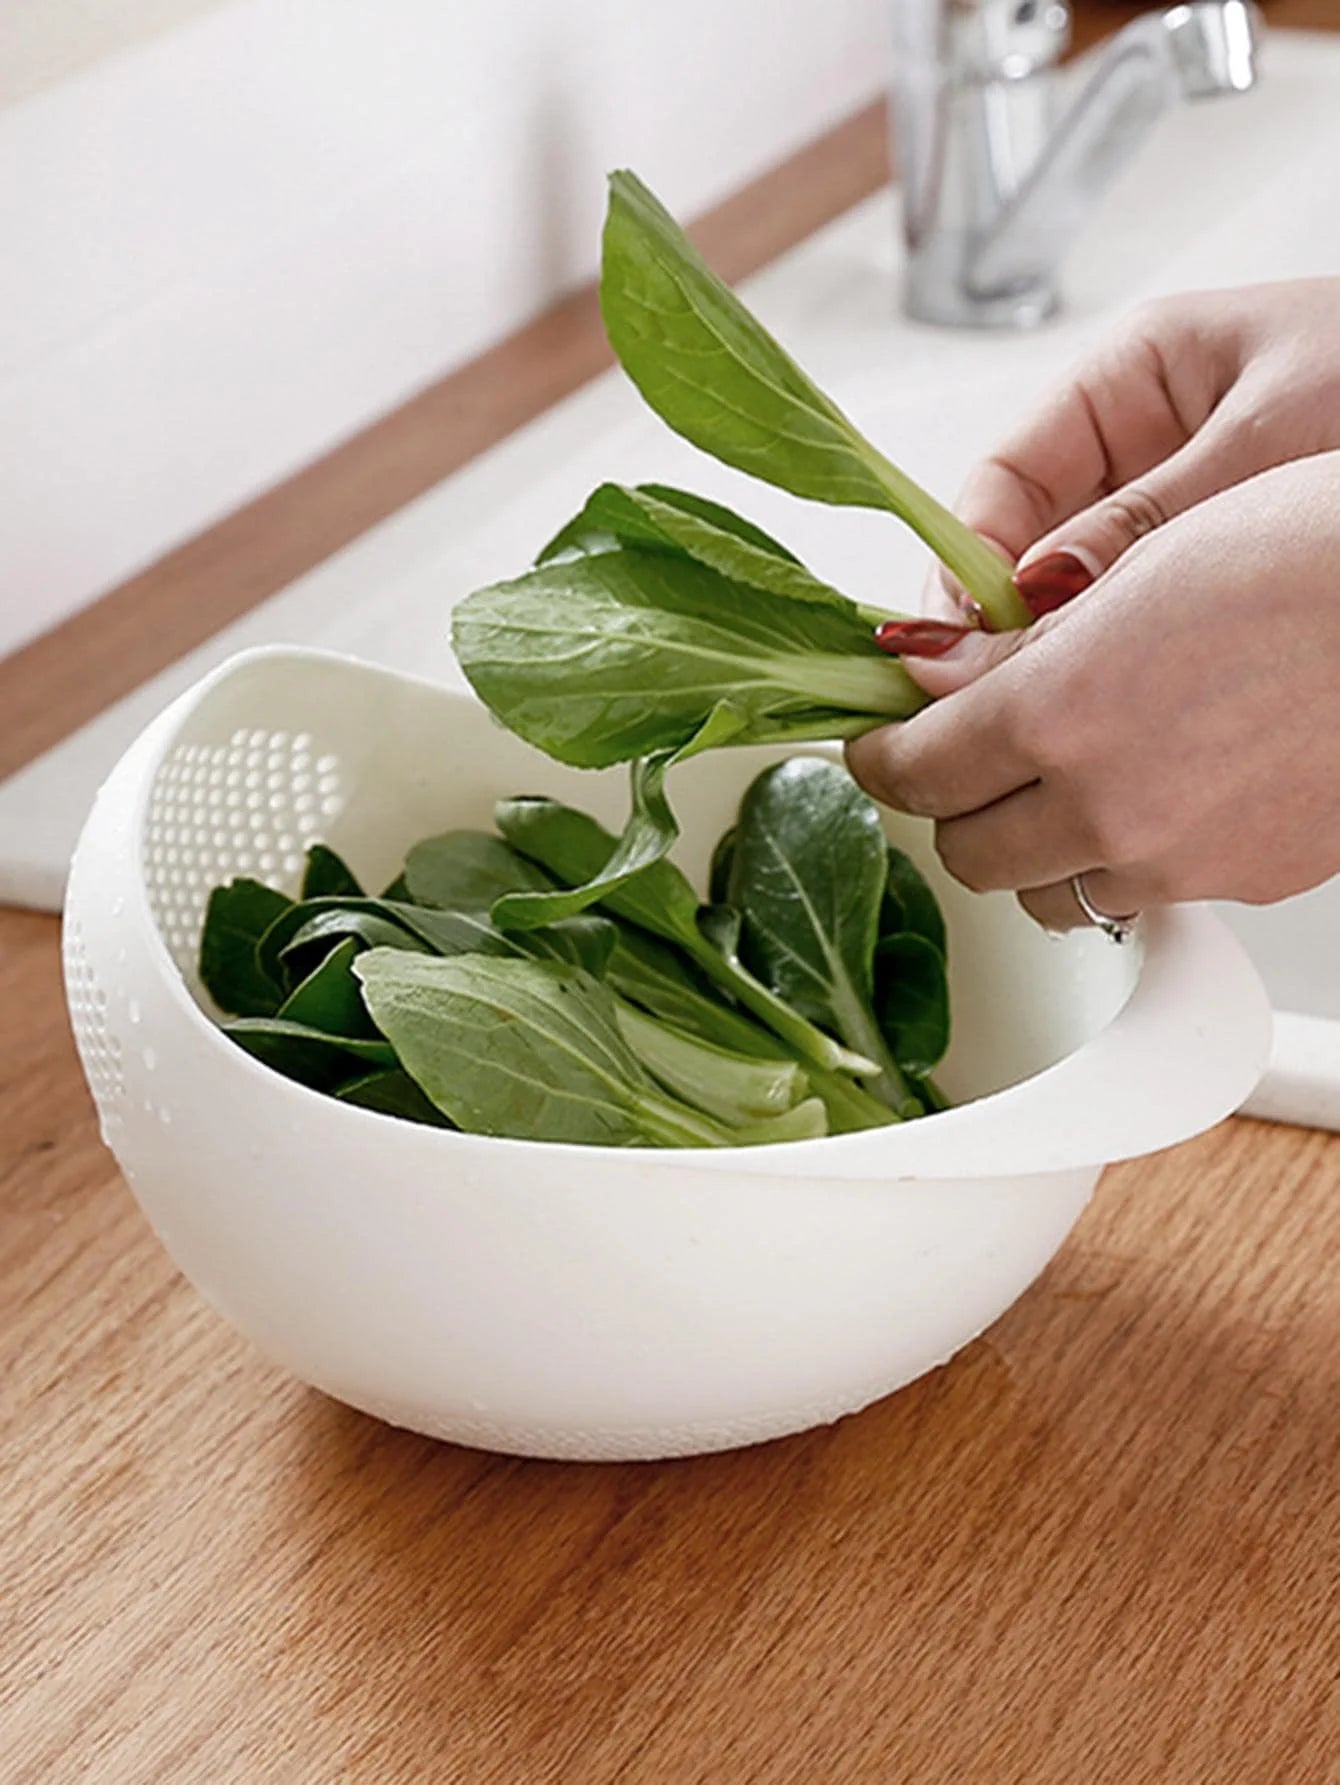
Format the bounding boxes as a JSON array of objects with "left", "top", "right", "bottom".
[
  {"left": 874, "top": 619, "right": 976, "bottom": 658},
  {"left": 1012, "top": 548, "right": 1098, "bottom": 617}
]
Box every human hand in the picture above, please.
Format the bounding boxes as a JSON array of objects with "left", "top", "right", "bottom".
[
  {"left": 849, "top": 452, "right": 1340, "bottom": 931},
  {"left": 924, "top": 277, "right": 1340, "bottom": 621}
]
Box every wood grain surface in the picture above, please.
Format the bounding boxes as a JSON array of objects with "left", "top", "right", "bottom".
[
  {"left": 3, "top": 908, "right": 1338, "bottom": 1783},
  {"left": 5, "top": 7, "right": 1340, "bottom": 1779}
]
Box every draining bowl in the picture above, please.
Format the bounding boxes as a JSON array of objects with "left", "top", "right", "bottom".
[{"left": 64, "top": 647, "right": 1270, "bottom": 1460}]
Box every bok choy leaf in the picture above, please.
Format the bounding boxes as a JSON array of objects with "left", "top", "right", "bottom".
[{"left": 600, "top": 170, "right": 1030, "bottom": 631}]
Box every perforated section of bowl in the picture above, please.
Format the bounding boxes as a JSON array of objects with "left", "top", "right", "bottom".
[
  {"left": 143, "top": 729, "right": 346, "bottom": 974},
  {"left": 64, "top": 917, "right": 124, "bottom": 1115}
]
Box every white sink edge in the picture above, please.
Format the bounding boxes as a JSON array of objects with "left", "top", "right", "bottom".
[{"left": 1240, "top": 1014, "right": 1340, "bottom": 1130}]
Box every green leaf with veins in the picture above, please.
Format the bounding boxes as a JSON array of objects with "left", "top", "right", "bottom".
[
  {"left": 600, "top": 170, "right": 1029, "bottom": 629},
  {"left": 354, "top": 951, "right": 737, "bottom": 1148},
  {"left": 495, "top": 795, "right": 701, "bottom": 941},
  {"left": 490, "top": 701, "right": 746, "bottom": 930},
  {"left": 198, "top": 878, "right": 293, "bottom": 1017},
  {"left": 613, "top": 1001, "right": 809, "bottom": 1125},
  {"left": 276, "top": 907, "right": 432, "bottom": 989},
  {"left": 493, "top": 793, "right": 877, "bottom": 1081},
  {"left": 606, "top": 922, "right": 894, "bottom": 1133},
  {"left": 883, "top": 847, "right": 948, "bottom": 959},
  {"left": 277, "top": 936, "right": 379, "bottom": 1038},
  {"left": 404, "top": 831, "right": 555, "bottom": 910},
  {"left": 728, "top": 758, "right": 922, "bottom": 1117},
  {"left": 335, "top": 1068, "right": 456, "bottom": 1128},
  {"left": 875, "top": 932, "right": 951, "bottom": 1077},
  {"left": 452, "top": 544, "right": 924, "bottom": 773},
  {"left": 540, "top": 480, "right": 804, "bottom": 567},
  {"left": 222, "top": 1017, "right": 397, "bottom": 1092},
  {"left": 536, "top": 481, "right": 890, "bottom": 623},
  {"left": 259, "top": 891, "right": 617, "bottom": 994}
]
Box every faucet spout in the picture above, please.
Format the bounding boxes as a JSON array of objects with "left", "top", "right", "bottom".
[
  {"left": 892, "top": 0, "right": 1263, "bottom": 330},
  {"left": 969, "top": 2, "right": 1261, "bottom": 301}
]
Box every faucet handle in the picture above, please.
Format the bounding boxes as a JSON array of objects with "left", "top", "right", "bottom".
[
  {"left": 1166, "top": 0, "right": 1260, "bottom": 98},
  {"left": 928, "top": 0, "right": 1071, "bottom": 82}
]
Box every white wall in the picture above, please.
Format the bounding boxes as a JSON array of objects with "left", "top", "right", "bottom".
[
  {"left": 0, "top": 0, "right": 234, "bottom": 107},
  {"left": 0, "top": 0, "right": 891, "bottom": 659}
]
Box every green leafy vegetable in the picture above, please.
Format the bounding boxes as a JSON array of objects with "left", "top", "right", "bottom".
[
  {"left": 727, "top": 758, "right": 923, "bottom": 1119},
  {"left": 335, "top": 1069, "right": 456, "bottom": 1128},
  {"left": 275, "top": 906, "right": 433, "bottom": 987},
  {"left": 200, "top": 758, "right": 946, "bottom": 1141},
  {"left": 403, "top": 831, "right": 554, "bottom": 909},
  {"left": 608, "top": 915, "right": 893, "bottom": 1133},
  {"left": 613, "top": 1001, "right": 809, "bottom": 1125},
  {"left": 197, "top": 166, "right": 980, "bottom": 1148},
  {"left": 277, "top": 936, "right": 379, "bottom": 1038},
  {"left": 493, "top": 794, "right": 878, "bottom": 1080},
  {"left": 354, "top": 951, "right": 744, "bottom": 1148},
  {"left": 540, "top": 480, "right": 805, "bottom": 567},
  {"left": 222, "top": 1017, "right": 397, "bottom": 1092},
  {"left": 734, "top": 1098, "right": 829, "bottom": 1145},
  {"left": 452, "top": 545, "right": 921, "bottom": 776},
  {"left": 708, "top": 825, "right": 737, "bottom": 908},
  {"left": 199, "top": 878, "right": 292, "bottom": 1017},
  {"left": 874, "top": 933, "right": 951, "bottom": 1077},
  {"left": 301, "top": 843, "right": 364, "bottom": 900},
  {"left": 256, "top": 898, "right": 435, "bottom": 988},
  {"left": 883, "top": 847, "right": 948, "bottom": 959},
  {"left": 489, "top": 702, "right": 750, "bottom": 930},
  {"left": 537, "top": 481, "right": 887, "bottom": 622},
  {"left": 600, "top": 924, "right": 741, "bottom": 1044},
  {"left": 600, "top": 170, "right": 1029, "bottom": 630}
]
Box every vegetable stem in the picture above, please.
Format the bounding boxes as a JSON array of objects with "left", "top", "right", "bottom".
[
  {"left": 862, "top": 445, "right": 1032, "bottom": 631},
  {"left": 686, "top": 938, "right": 879, "bottom": 1079},
  {"left": 615, "top": 1000, "right": 807, "bottom": 1124},
  {"left": 635, "top": 1093, "right": 740, "bottom": 1149},
  {"left": 808, "top": 1066, "right": 902, "bottom": 1131},
  {"left": 827, "top": 979, "right": 925, "bottom": 1122},
  {"left": 772, "top": 651, "right": 928, "bottom": 718}
]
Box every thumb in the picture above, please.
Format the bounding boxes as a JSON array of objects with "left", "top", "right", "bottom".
[{"left": 874, "top": 618, "right": 1029, "bottom": 698}]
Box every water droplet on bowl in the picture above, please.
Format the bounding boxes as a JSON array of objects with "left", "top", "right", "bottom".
[{"left": 128, "top": 998, "right": 142, "bottom": 1025}]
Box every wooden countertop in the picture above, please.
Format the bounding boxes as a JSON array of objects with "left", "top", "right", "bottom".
[{"left": 3, "top": 8, "right": 1338, "bottom": 1779}]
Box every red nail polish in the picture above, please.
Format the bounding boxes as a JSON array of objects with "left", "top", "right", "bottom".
[
  {"left": 1013, "top": 550, "right": 1095, "bottom": 617},
  {"left": 874, "top": 619, "right": 975, "bottom": 657}
]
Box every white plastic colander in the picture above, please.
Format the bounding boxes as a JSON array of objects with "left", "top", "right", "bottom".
[{"left": 64, "top": 646, "right": 1270, "bottom": 1461}]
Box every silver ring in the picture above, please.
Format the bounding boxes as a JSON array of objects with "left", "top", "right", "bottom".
[{"left": 1070, "top": 873, "right": 1140, "bottom": 945}]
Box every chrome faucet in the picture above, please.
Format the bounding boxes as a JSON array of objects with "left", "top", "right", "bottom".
[{"left": 890, "top": 0, "right": 1261, "bottom": 328}]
